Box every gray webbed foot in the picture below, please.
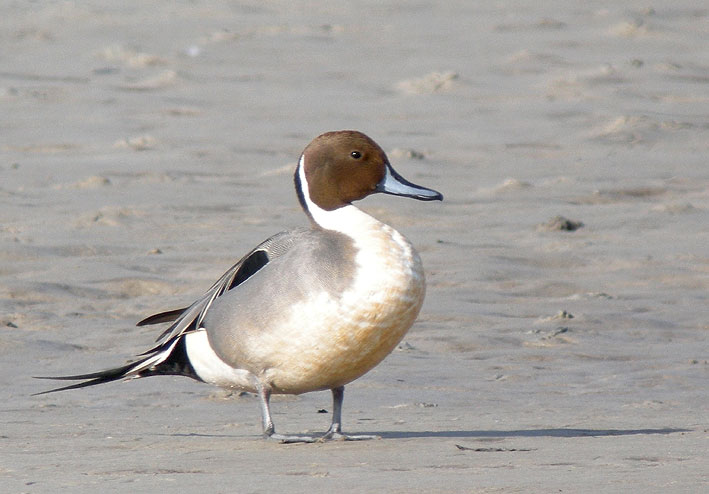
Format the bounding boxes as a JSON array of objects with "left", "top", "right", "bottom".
[
  {"left": 318, "top": 430, "right": 380, "bottom": 442},
  {"left": 266, "top": 432, "right": 317, "bottom": 444}
]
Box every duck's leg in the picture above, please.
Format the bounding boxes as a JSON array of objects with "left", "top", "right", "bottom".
[
  {"left": 256, "top": 383, "right": 315, "bottom": 443},
  {"left": 320, "top": 386, "right": 380, "bottom": 441}
]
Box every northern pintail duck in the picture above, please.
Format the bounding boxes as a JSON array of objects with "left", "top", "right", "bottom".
[{"left": 38, "top": 130, "right": 443, "bottom": 442}]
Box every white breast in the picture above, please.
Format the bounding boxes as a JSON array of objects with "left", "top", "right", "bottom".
[{"left": 260, "top": 204, "right": 426, "bottom": 393}]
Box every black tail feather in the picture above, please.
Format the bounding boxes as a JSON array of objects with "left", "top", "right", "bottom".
[
  {"left": 138, "top": 336, "right": 199, "bottom": 380},
  {"left": 136, "top": 308, "right": 187, "bottom": 327},
  {"left": 33, "top": 335, "right": 201, "bottom": 396},
  {"left": 33, "top": 359, "right": 144, "bottom": 395}
]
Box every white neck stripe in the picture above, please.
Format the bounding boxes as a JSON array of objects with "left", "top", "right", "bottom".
[
  {"left": 297, "top": 155, "right": 322, "bottom": 216},
  {"left": 297, "top": 155, "right": 381, "bottom": 235}
]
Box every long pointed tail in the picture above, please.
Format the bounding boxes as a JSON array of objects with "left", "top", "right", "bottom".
[
  {"left": 34, "top": 336, "right": 196, "bottom": 395},
  {"left": 34, "top": 359, "right": 151, "bottom": 394}
]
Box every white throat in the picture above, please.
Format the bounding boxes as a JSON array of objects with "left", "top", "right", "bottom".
[{"left": 297, "top": 155, "right": 381, "bottom": 236}]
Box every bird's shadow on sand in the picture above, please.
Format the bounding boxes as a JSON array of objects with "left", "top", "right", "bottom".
[
  {"left": 170, "top": 427, "right": 689, "bottom": 440},
  {"left": 376, "top": 428, "right": 689, "bottom": 439}
]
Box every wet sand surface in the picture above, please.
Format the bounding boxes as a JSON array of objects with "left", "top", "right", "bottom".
[{"left": 1, "top": 2, "right": 707, "bottom": 492}]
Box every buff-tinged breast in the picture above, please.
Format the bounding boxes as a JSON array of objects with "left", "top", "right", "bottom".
[
  {"left": 263, "top": 225, "right": 425, "bottom": 394},
  {"left": 202, "top": 218, "right": 426, "bottom": 395}
]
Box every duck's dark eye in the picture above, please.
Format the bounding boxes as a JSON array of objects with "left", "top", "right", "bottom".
[{"left": 350, "top": 151, "right": 362, "bottom": 159}]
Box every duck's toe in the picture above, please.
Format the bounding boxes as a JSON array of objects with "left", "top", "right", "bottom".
[
  {"left": 318, "top": 431, "right": 380, "bottom": 442},
  {"left": 266, "top": 432, "right": 317, "bottom": 444}
]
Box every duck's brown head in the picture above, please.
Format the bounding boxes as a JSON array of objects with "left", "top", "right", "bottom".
[{"left": 296, "top": 130, "right": 442, "bottom": 213}]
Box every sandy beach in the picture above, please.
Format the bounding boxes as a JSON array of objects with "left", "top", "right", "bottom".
[{"left": 1, "top": 1, "right": 707, "bottom": 492}]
